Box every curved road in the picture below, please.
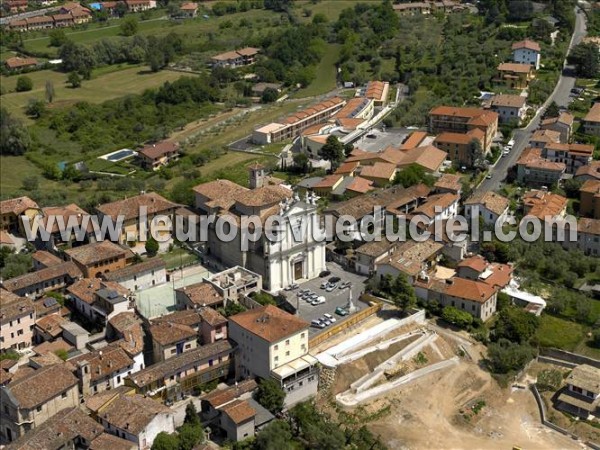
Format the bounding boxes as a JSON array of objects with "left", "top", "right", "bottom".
[{"left": 476, "top": 8, "right": 588, "bottom": 195}]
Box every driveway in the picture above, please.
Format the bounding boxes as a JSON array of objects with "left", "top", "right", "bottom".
[{"left": 475, "top": 7, "right": 588, "bottom": 195}]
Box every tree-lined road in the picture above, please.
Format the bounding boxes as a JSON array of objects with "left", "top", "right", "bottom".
[{"left": 475, "top": 8, "right": 587, "bottom": 195}]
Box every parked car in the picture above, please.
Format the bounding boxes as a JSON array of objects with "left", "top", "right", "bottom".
[
  {"left": 339, "top": 281, "right": 351, "bottom": 289},
  {"left": 319, "top": 270, "right": 331, "bottom": 277},
  {"left": 328, "top": 276, "right": 341, "bottom": 283},
  {"left": 486, "top": 173, "right": 492, "bottom": 179},
  {"left": 326, "top": 283, "right": 338, "bottom": 292},
  {"left": 323, "top": 313, "right": 336, "bottom": 323},
  {"left": 321, "top": 318, "right": 332, "bottom": 326},
  {"left": 311, "top": 297, "right": 326, "bottom": 306},
  {"left": 320, "top": 281, "right": 329, "bottom": 289},
  {"left": 311, "top": 319, "right": 325, "bottom": 329},
  {"left": 290, "top": 283, "right": 299, "bottom": 290},
  {"left": 299, "top": 288, "right": 310, "bottom": 295},
  {"left": 335, "top": 307, "right": 348, "bottom": 316}
]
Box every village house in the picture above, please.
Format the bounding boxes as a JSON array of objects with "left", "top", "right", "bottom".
[
  {"left": 125, "top": 340, "right": 235, "bottom": 402},
  {"left": 455, "top": 255, "right": 513, "bottom": 291},
  {"left": 490, "top": 94, "right": 528, "bottom": 124},
  {"left": 5, "top": 0, "right": 28, "bottom": 13},
  {"left": 376, "top": 239, "right": 444, "bottom": 284},
  {"left": 345, "top": 177, "right": 376, "bottom": 197},
  {"left": 175, "top": 281, "right": 225, "bottom": 310},
  {"left": 149, "top": 319, "right": 197, "bottom": 363},
  {"left": 359, "top": 162, "right": 397, "bottom": 187},
  {"left": 4, "top": 56, "right": 38, "bottom": 72},
  {"left": 210, "top": 47, "right": 260, "bottom": 68},
  {"left": 204, "top": 266, "right": 263, "bottom": 304},
  {"left": 71, "top": 343, "right": 137, "bottom": 396},
  {"left": 0, "top": 364, "right": 79, "bottom": 442},
  {"left": 0, "top": 196, "right": 40, "bottom": 235},
  {"left": 65, "top": 241, "right": 130, "bottom": 278},
  {"left": 101, "top": 257, "right": 166, "bottom": 292},
  {"left": 2, "top": 261, "right": 83, "bottom": 298},
  {"left": 0, "top": 291, "right": 35, "bottom": 352},
  {"left": 556, "top": 364, "right": 600, "bottom": 419},
  {"left": 429, "top": 106, "right": 498, "bottom": 154},
  {"left": 312, "top": 174, "right": 345, "bottom": 197},
  {"left": 410, "top": 192, "right": 459, "bottom": 227},
  {"left": 2, "top": 407, "right": 105, "bottom": 450},
  {"left": 516, "top": 147, "right": 566, "bottom": 187},
  {"left": 36, "top": 203, "right": 95, "bottom": 249},
  {"left": 21, "top": 15, "right": 54, "bottom": 31},
  {"left": 575, "top": 161, "right": 600, "bottom": 182},
  {"left": 511, "top": 39, "right": 541, "bottom": 70},
  {"left": 464, "top": 191, "right": 510, "bottom": 227},
  {"left": 522, "top": 190, "right": 568, "bottom": 222},
  {"left": 95, "top": 192, "right": 179, "bottom": 244},
  {"left": 540, "top": 112, "right": 574, "bottom": 143},
  {"left": 31, "top": 251, "right": 61, "bottom": 271},
  {"left": 580, "top": 180, "right": 600, "bottom": 219},
  {"left": 33, "top": 314, "right": 68, "bottom": 344},
  {"left": 541, "top": 143, "right": 594, "bottom": 174},
  {"left": 355, "top": 239, "right": 398, "bottom": 276},
  {"left": 151, "top": 308, "right": 228, "bottom": 347},
  {"left": 137, "top": 141, "right": 180, "bottom": 171},
  {"left": 178, "top": 1, "right": 197, "bottom": 17},
  {"left": 529, "top": 129, "right": 561, "bottom": 148},
  {"left": 433, "top": 173, "right": 463, "bottom": 196},
  {"left": 582, "top": 103, "right": 600, "bottom": 137},
  {"left": 67, "top": 278, "right": 130, "bottom": 325},
  {"left": 124, "top": 0, "right": 156, "bottom": 12},
  {"left": 32, "top": 295, "right": 63, "bottom": 319},
  {"left": 229, "top": 305, "right": 318, "bottom": 407},
  {"left": 433, "top": 128, "right": 485, "bottom": 167},
  {"left": 0, "top": 231, "right": 16, "bottom": 250},
  {"left": 569, "top": 218, "right": 600, "bottom": 256},
  {"left": 495, "top": 62, "right": 535, "bottom": 89},
  {"left": 86, "top": 388, "right": 176, "bottom": 449}
]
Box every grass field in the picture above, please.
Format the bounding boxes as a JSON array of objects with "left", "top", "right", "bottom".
[
  {"left": 1, "top": 66, "right": 187, "bottom": 120},
  {"left": 536, "top": 315, "right": 585, "bottom": 350},
  {"left": 296, "top": 0, "right": 381, "bottom": 22},
  {"left": 160, "top": 247, "right": 199, "bottom": 270},
  {"left": 293, "top": 43, "right": 340, "bottom": 98}
]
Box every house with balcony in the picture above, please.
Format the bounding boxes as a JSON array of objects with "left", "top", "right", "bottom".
[
  {"left": 0, "top": 291, "right": 35, "bottom": 352},
  {"left": 511, "top": 39, "right": 541, "bottom": 70},
  {"left": 556, "top": 364, "right": 600, "bottom": 419},
  {"left": 495, "top": 63, "right": 535, "bottom": 89}
]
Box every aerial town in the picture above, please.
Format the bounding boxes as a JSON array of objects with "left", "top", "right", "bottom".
[{"left": 0, "top": 0, "right": 599, "bottom": 449}]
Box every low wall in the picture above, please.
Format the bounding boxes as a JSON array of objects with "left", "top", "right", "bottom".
[{"left": 539, "top": 348, "right": 600, "bottom": 369}]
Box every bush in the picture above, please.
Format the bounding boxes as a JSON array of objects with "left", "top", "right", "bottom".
[
  {"left": 441, "top": 306, "right": 473, "bottom": 329},
  {"left": 15, "top": 76, "right": 33, "bottom": 92}
]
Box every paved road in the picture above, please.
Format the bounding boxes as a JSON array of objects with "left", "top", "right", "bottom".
[{"left": 475, "top": 8, "right": 587, "bottom": 195}]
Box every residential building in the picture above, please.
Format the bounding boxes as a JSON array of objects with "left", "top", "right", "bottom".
[
  {"left": 175, "top": 281, "right": 225, "bottom": 310},
  {"left": 65, "top": 241, "right": 130, "bottom": 278},
  {"left": 359, "top": 162, "right": 397, "bottom": 187},
  {"left": 410, "top": 192, "right": 459, "bottom": 227},
  {"left": 124, "top": 0, "right": 156, "bottom": 12},
  {"left": 575, "top": 161, "right": 600, "bottom": 181},
  {"left": 34, "top": 250, "right": 61, "bottom": 271},
  {"left": 434, "top": 128, "right": 486, "bottom": 167},
  {"left": 2, "top": 407, "right": 104, "bottom": 450},
  {"left": 95, "top": 192, "right": 179, "bottom": 244},
  {"left": 582, "top": 103, "right": 600, "bottom": 137},
  {"left": 33, "top": 314, "right": 68, "bottom": 344},
  {"left": 364, "top": 80, "right": 390, "bottom": 106},
  {"left": 522, "top": 190, "right": 568, "bottom": 222},
  {"left": 541, "top": 143, "right": 594, "bottom": 174},
  {"left": 102, "top": 258, "right": 166, "bottom": 292},
  {"left": 252, "top": 97, "right": 345, "bottom": 144},
  {"left": 429, "top": 106, "right": 498, "bottom": 153},
  {"left": 529, "top": 129, "right": 561, "bottom": 149},
  {"left": 490, "top": 94, "right": 527, "bottom": 124},
  {"left": 0, "top": 231, "right": 15, "bottom": 250},
  {"left": 204, "top": 266, "right": 263, "bottom": 303},
  {"left": 4, "top": 57, "right": 38, "bottom": 72},
  {"left": 0, "top": 364, "right": 79, "bottom": 441},
  {"left": 556, "top": 364, "right": 600, "bottom": 419},
  {"left": 149, "top": 319, "right": 198, "bottom": 363},
  {"left": 512, "top": 39, "right": 541, "bottom": 70},
  {"left": 2, "top": 261, "right": 83, "bottom": 298},
  {"left": 193, "top": 180, "right": 326, "bottom": 291},
  {"left": 313, "top": 174, "right": 345, "bottom": 196},
  {"left": 106, "top": 312, "right": 145, "bottom": 372},
  {"left": 569, "top": 218, "right": 600, "bottom": 256},
  {"left": 137, "top": 141, "right": 180, "bottom": 171},
  {"left": 88, "top": 390, "right": 176, "bottom": 449},
  {"left": 355, "top": 239, "right": 398, "bottom": 275},
  {"left": 152, "top": 308, "right": 227, "bottom": 346},
  {"left": 345, "top": 177, "right": 375, "bottom": 197},
  {"left": 516, "top": 147, "right": 566, "bottom": 187},
  {"left": 464, "top": 191, "right": 510, "bottom": 227},
  {"left": 67, "top": 278, "right": 130, "bottom": 325},
  {"left": 0, "top": 196, "right": 40, "bottom": 234},
  {"left": 211, "top": 47, "right": 260, "bottom": 68},
  {"left": 540, "top": 112, "right": 574, "bottom": 143},
  {"left": 229, "top": 305, "right": 318, "bottom": 407},
  {"left": 71, "top": 343, "right": 137, "bottom": 396},
  {"left": 5, "top": 0, "right": 28, "bottom": 13},
  {"left": 0, "top": 291, "right": 35, "bottom": 351},
  {"left": 455, "top": 256, "right": 513, "bottom": 291},
  {"left": 580, "top": 180, "right": 600, "bottom": 219},
  {"left": 179, "top": 1, "right": 197, "bottom": 17},
  {"left": 36, "top": 203, "right": 95, "bottom": 249},
  {"left": 393, "top": 2, "right": 431, "bottom": 15},
  {"left": 376, "top": 239, "right": 444, "bottom": 283},
  {"left": 433, "top": 173, "right": 462, "bottom": 196},
  {"left": 495, "top": 63, "right": 535, "bottom": 89},
  {"left": 125, "top": 340, "right": 235, "bottom": 402}
]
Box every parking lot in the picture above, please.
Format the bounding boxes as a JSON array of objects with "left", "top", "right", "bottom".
[
  {"left": 283, "top": 263, "right": 369, "bottom": 337},
  {"left": 355, "top": 128, "right": 410, "bottom": 153}
]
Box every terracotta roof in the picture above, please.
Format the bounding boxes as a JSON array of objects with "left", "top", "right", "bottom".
[
  {"left": 491, "top": 94, "right": 526, "bottom": 108},
  {"left": 314, "top": 174, "right": 343, "bottom": 189},
  {"left": 429, "top": 106, "right": 498, "bottom": 127},
  {"left": 578, "top": 218, "right": 600, "bottom": 236},
  {"left": 457, "top": 255, "right": 488, "bottom": 273},
  {"left": 584, "top": 103, "right": 600, "bottom": 123},
  {"left": 435, "top": 132, "right": 475, "bottom": 145},
  {"left": 4, "top": 57, "right": 38, "bottom": 70},
  {"left": 65, "top": 241, "right": 129, "bottom": 266},
  {"left": 90, "top": 433, "right": 137, "bottom": 450},
  {"left": 530, "top": 129, "right": 561, "bottom": 145},
  {"left": 193, "top": 179, "right": 250, "bottom": 211},
  {"left": 580, "top": 179, "right": 600, "bottom": 195},
  {"left": 385, "top": 183, "right": 432, "bottom": 215},
  {"left": 360, "top": 162, "right": 397, "bottom": 180},
  {"left": 128, "top": 340, "right": 233, "bottom": 388},
  {"left": 523, "top": 190, "right": 567, "bottom": 220},
  {"left": 176, "top": 282, "right": 223, "bottom": 307},
  {"left": 365, "top": 81, "right": 388, "bottom": 102},
  {"left": 383, "top": 240, "right": 444, "bottom": 277},
  {"left": 0, "top": 230, "right": 14, "bottom": 246},
  {"left": 39, "top": 203, "right": 92, "bottom": 234},
  {"left": 334, "top": 161, "right": 360, "bottom": 175},
  {"left": 5, "top": 364, "right": 78, "bottom": 409},
  {"left": 236, "top": 47, "right": 260, "bottom": 56},
  {"left": 201, "top": 379, "right": 257, "bottom": 408},
  {"left": 71, "top": 344, "right": 133, "bottom": 382},
  {"left": 34, "top": 314, "right": 67, "bottom": 338},
  {"left": 4, "top": 407, "right": 103, "bottom": 450},
  {"left": 0, "top": 291, "right": 34, "bottom": 324},
  {"left": 545, "top": 142, "right": 594, "bottom": 156},
  {"left": 281, "top": 97, "right": 345, "bottom": 125},
  {"left": 397, "top": 145, "right": 447, "bottom": 172},
  {"left": 412, "top": 193, "right": 458, "bottom": 220},
  {"left": 102, "top": 258, "right": 165, "bottom": 282},
  {"left": 434, "top": 173, "right": 462, "bottom": 192},
  {"left": 541, "top": 112, "right": 574, "bottom": 127},
  {"left": 443, "top": 277, "right": 496, "bottom": 303},
  {"left": 333, "top": 97, "right": 372, "bottom": 119},
  {"left": 355, "top": 238, "right": 396, "bottom": 258},
  {"left": 99, "top": 394, "right": 171, "bottom": 435},
  {"left": 33, "top": 338, "right": 74, "bottom": 356},
  {"left": 107, "top": 312, "right": 144, "bottom": 356},
  {"left": 220, "top": 399, "right": 256, "bottom": 424},
  {"left": 138, "top": 141, "right": 179, "bottom": 160},
  {"left": 400, "top": 131, "right": 428, "bottom": 150},
  {"left": 465, "top": 191, "right": 509, "bottom": 216},
  {"left": 512, "top": 39, "right": 541, "bottom": 52},
  {"left": 483, "top": 262, "right": 513, "bottom": 290},
  {"left": 32, "top": 250, "right": 63, "bottom": 267},
  {"left": 498, "top": 62, "right": 533, "bottom": 73},
  {"left": 3, "top": 262, "right": 82, "bottom": 293},
  {"left": 96, "top": 192, "right": 178, "bottom": 222},
  {"left": 24, "top": 16, "right": 54, "bottom": 25},
  {"left": 0, "top": 196, "right": 39, "bottom": 215},
  {"left": 575, "top": 161, "right": 600, "bottom": 180},
  {"left": 67, "top": 278, "right": 127, "bottom": 305},
  {"left": 516, "top": 147, "right": 566, "bottom": 172},
  {"left": 179, "top": 2, "right": 197, "bottom": 10},
  {"left": 237, "top": 185, "right": 292, "bottom": 208},
  {"left": 229, "top": 305, "right": 308, "bottom": 343},
  {"left": 149, "top": 320, "right": 196, "bottom": 346},
  {"left": 345, "top": 176, "right": 375, "bottom": 194}
]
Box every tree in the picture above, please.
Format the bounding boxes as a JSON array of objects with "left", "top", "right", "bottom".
[
  {"left": 115, "top": 1, "right": 128, "bottom": 17},
  {"left": 392, "top": 273, "right": 416, "bottom": 310},
  {"left": 543, "top": 101, "right": 560, "bottom": 119},
  {"left": 441, "top": 306, "right": 473, "bottom": 329},
  {"left": 54, "top": 349, "right": 69, "bottom": 361},
  {"left": 0, "top": 108, "right": 31, "bottom": 156},
  {"left": 264, "top": 0, "right": 293, "bottom": 12},
  {"left": 15, "top": 76, "right": 33, "bottom": 92},
  {"left": 536, "top": 369, "right": 563, "bottom": 392},
  {"left": 178, "top": 423, "right": 203, "bottom": 450},
  {"left": 592, "top": 329, "right": 600, "bottom": 349},
  {"left": 67, "top": 71, "right": 82, "bottom": 88},
  {"left": 151, "top": 432, "right": 179, "bottom": 450},
  {"left": 261, "top": 87, "right": 279, "bottom": 103},
  {"left": 492, "top": 306, "right": 539, "bottom": 343},
  {"left": 293, "top": 152, "right": 309, "bottom": 173},
  {"left": 145, "top": 236, "right": 159, "bottom": 256},
  {"left": 318, "top": 135, "right": 345, "bottom": 169},
  {"left": 21, "top": 175, "right": 39, "bottom": 191},
  {"left": 254, "top": 378, "right": 285, "bottom": 415},
  {"left": 184, "top": 401, "right": 200, "bottom": 426},
  {"left": 120, "top": 16, "right": 139, "bottom": 36},
  {"left": 49, "top": 29, "right": 68, "bottom": 47},
  {"left": 25, "top": 99, "right": 46, "bottom": 118},
  {"left": 393, "top": 163, "right": 434, "bottom": 188},
  {"left": 219, "top": 301, "right": 246, "bottom": 317},
  {"left": 255, "top": 420, "right": 294, "bottom": 450},
  {"left": 470, "top": 138, "right": 486, "bottom": 169},
  {"left": 486, "top": 338, "right": 536, "bottom": 374},
  {"left": 45, "top": 80, "right": 55, "bottom": 104},
  {"left": 568, "top": 43, "right": 600, "bottom": 78}
]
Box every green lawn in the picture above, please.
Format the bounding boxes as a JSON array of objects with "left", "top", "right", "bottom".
[
  {"left": 292, "top": 43, "right": 340, "bottom": 98},
  {"left": 296, "top": 0, "right": 381, "bottom": 22},
  {"left": 159, "top": 247, "right": 199, "bottom": 270},
  {"left": 1, "top": 66, "right": 187, "bottom": 121},
  {"left": 536, "top": 315, "right": 585, "bottom": 351}
]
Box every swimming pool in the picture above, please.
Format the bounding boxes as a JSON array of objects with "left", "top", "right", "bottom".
[{"left": 99, "top": 149, "right": 137, "bottom": 162}]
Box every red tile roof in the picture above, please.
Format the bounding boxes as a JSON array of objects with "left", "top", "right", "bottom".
[{"left": 229, "top": 305, "right": 308, "bottom": 343}]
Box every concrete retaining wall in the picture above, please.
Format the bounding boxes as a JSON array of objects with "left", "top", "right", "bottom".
[{"left": 539, "top": 348, "right": 600, "bottom": 368}]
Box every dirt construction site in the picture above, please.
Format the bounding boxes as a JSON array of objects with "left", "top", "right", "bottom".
[{"left": 313, "top": 310, "right": 586, "bottom": 450}]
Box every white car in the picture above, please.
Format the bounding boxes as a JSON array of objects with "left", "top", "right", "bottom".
[
  {"left": 311, "top": 296, "right": 326, "bottom": 306},
  {"left": 323, "top": 313, "right": 337, "bottom": 323}
]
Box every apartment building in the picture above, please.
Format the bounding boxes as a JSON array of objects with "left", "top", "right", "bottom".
[
  {"left": 541, "top": 143, "right": 594, "bottom": 174},
  {"left": 429, "top": 106, "right": 498, "bottom": 153},
  {"left": 464, "top": 191, "right": 510, "bottom": 227},
  {"left": 2, "top": 261, "right": 83, "bottom": 298},
  {"left": 540, "top": 112, "right": 574, "bottom": 143},
  {"left": 516, "top": 147, "right": 566, "bottom": 187},
  {"left": 137, "top": 141, "right": 180, "bottom": 171},
  {"left": 490, "top": 94, "right": 527, "bottom": 124},
  {"left": 0, "top": 196, "right": 40, "bottom": 235},
  {"left": 580, "top": 180, "right": 600, "bottom": 219},
  {"left": 512, "top": 39, "right": 541, "bottom": 70},
  {"left": 495, "top": 63, "right": 535, "bottom": 89},
  {"left": 0, "top": 291, "right": 35, "bottom": 351},
  {"left": 582, "top": 103, "right": 600, "bottom": 137},
  {"left": 65, "top": 241, "right": 130, "bottom": 278}
]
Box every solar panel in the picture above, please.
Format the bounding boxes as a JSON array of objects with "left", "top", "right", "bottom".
[{"left": 43, "top": 298, "right": 58, "bottom": 308}]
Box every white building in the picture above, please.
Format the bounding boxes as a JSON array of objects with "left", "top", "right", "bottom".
[
  {"left": 490, "top": 94, "right": 527, "bottom": 125},
  {"left": 102, "top": 258, "right": 166, "bottom": 292},
  {"left": 228, "top": 305, "right": 319, "bottom": 407},
  {"left": 193, "top": 176, "right": 326, "bottom": 292},
  {"left": 512, "top": 39, "right": 541, "bottom": 70},
  {"left": 464, "top": 191, "right": 510, "bottom": 227},
  {"left": 410, "top": 193, "right": 459, "bottom": 227}
]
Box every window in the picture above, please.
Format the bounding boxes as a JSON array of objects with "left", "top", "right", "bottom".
[
  {"left": 274, "top": 356, "right": 279, "bottom": 362},
  {"left": 117, "top": 376, "right": 121, "bottom": 383},
  {"left": 285, "top": 339, "right": 290, "bottom": 346},
  {"left": 274, "top": 344, "right": 278, "bottom": 351},
  {"left": 286, "top": 351, "right": 290, "bottom": 357},
  {"left": 36, "top": 406, "right": 42, "bottom": 412},
  {"left": 61, "top": 392, "right": 68, "bottom": 399}
]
